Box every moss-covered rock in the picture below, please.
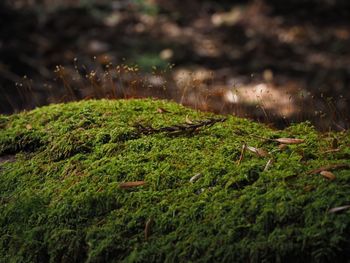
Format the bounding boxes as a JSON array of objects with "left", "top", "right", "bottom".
[{"left": 1, "top": 99, "right": 349, "bottom": 262}]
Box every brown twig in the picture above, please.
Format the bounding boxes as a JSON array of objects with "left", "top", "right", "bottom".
[
  {"left": 144, "top": 217, "right": 154, "bottom": 240},
  {"left": 134, "top": 117, "right": 227, "bottom": 136},
  {"left": 234, "top": 128, "right": 305, "bottom": 144},
  {"left": 307, "top": 163, "right": 350, "bottom": 175},
  {"left": 320, "top": 148, "right": 340, "bottom": 154},
  {"left": 237, "top": 143, "right": 246, "bottom": 165}
]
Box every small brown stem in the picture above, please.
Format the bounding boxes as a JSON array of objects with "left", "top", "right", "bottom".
[
  {"left": 237, "top": 143, "right": 247, "bottom": 165},
  {"left": 307, "top": 163, "right": 350, "bottom": 175}
]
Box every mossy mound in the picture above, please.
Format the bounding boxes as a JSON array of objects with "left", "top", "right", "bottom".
[{"left": 1, "top": 99, "right": 350, "bottom": 262}]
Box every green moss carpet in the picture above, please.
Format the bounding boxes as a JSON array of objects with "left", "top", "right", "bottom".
[{"left": 0, "top": 99, "right": 349, "bottom": 262}]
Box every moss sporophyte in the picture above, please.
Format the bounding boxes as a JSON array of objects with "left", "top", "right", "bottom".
[{"left": 0, "top": 99, "right": 349, "bottom": 262}]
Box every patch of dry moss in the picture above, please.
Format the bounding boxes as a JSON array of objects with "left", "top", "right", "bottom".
[{"left": 0, "top": 99, "right": 349, "bottom": 262}]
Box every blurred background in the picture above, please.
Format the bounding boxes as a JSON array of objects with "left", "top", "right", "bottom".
[{"left": 1, "top": 0, "right": 350, "bottom": 130}]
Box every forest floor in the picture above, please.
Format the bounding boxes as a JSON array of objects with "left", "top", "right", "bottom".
[{"left": 1, "top": 0, "right": 350, "bottom": 130}]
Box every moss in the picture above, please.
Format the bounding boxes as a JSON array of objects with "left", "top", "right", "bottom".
[{"left": 0, "top": 98, "right": 349, "bottom": 262}]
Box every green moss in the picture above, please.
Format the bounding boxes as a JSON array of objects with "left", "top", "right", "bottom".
[{"left": 0, "top": 99, "right": 349, "bottom": 262}]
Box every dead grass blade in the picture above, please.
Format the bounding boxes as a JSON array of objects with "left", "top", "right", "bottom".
[
  {"left": 190, "top": 173, "right": 202, "bottom": 183},
  {"left": 274, "top": 138, "right": 305, "bottom": 144},
  {"left": 237, "top": 143, "right": 247, "bottom": 165},
  {"left": 328, "top": 205, "right": 350, "bottom": 214},
  {"left": 264, "top": 158, "right": 274, "bottom": 171},
  {"left": 144, "top": 218, "right": 153, "bottom": 240},
  {"left": 119, "top": 181, "right": 146, "bottom": 189},
  {"left": 320, "top": 148, "right": 340, "bottom": 154}
]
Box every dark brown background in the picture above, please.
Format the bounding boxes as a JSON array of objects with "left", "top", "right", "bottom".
[{"left": 1, "top": 0, "right": 350, "bottom": 130}]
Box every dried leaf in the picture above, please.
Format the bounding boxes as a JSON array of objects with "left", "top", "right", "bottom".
[
  {"left": 26, "top": 124, "right": 32, "bottom": 130},
  {"left": 246, "top": 146, "right": 269, "bottom": 157},
  {"left": 119, "top": 181, "right": 146, "bottom": 189},
  {"left": 303, "top": 185, "right": 314, "bottom": 192},
  {"left": 274, "top": 138, "right": 305, "bottom": 144},
  {"left": 328, "top": 205, "right": 350, "bottom": 214},
  {"left": 156, "top": 107, "right": 169, "bottom": 113},
  {"left": 190, "top": 173, "right": 202, "bottom": 183},
  {"left": 278, "top": 144, "right": 288, "bottom": 150},
  {"left": 320, "top": 170, "right": 336, "bottom": 180},
  {"left": 185, "top": 115, "right": 193, "bottom": 124},
  {"left": 256, "top": 148, "right": 269, "bottom": 157},
  {"left": 307, "top": 164, "right": 350, "bottom": 174},
  {"left": 144, "top": 218, "right": 153, "bottom": 240}
]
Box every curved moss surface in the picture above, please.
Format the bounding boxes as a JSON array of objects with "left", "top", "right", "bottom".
[{"left": 0, "top": 99, "right": 350, "bottom": 262}]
